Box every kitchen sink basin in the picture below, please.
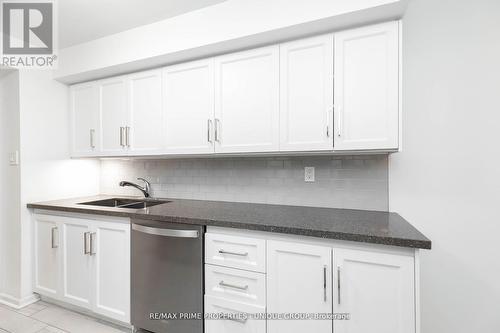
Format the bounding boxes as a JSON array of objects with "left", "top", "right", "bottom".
[{"left": 78, "top": 198, "right": 170, "bottom": 209}]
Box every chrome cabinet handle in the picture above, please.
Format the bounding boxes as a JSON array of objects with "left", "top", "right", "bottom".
[
  {"left": 207, "top": 119, "right": 213, "bottom": 143},
  {"left": 132, "top": 224, "right": 199, "bottom": 238},
  {"left": 218, "top": 249, "right": 248, "bottom": 257},
  {"left": 89, "top": 129, "right": 95, "bottom": 148},
  {"left": 119, "top": 127, "right": 124, "bottom": 147},
  {"left": 90, "top": 232, "right": 96, "bottom": 255},
  {"left": 226, "top": 316, "right": 247, "bottom": 324},
  {"left": 214, "top": 118, "right": 220, "bottom": 142},
  {"left": 219, "top": 281, "right": 249, "bottom": 291},
  {"left": 323, "top": 265, "right": 327, "bottom": 302},
  {"left": 51, "top": 227, "right": 58, "bottom": 249},
  {"left": 337, "top": 107, "right": 342, "bottom": 138},
  {"left": 337, "top": 266, "right": 341, "bottom": 305},
  {"left": 125, "top": 126, "right": 131, "bottom": 147},
  {"left": 83, "top": 232, "right": 90, "bottom": 255},
  {"left": 326, "top": 108, "right": 332, "bottom": 138}
]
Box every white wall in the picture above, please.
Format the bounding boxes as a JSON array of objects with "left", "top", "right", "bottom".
[
  {"left": 55, "top": 0, "right": 407, "bottom": 83},
  {"left": 15, "top": 70, "right": 101, "bottom": 302},
  {"left": 0, "top": 71, "right": 21, "bottom": 302},
  {"left": 0, "top": 70, "right": 100, "bottom": 307},
  {"left": 389, "top": 0, "right": 500, "bottom": 331}
]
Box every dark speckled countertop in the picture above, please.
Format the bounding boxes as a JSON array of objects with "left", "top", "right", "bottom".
[{"left": 28, "top": 195, "right": 431, "bottom": 249}]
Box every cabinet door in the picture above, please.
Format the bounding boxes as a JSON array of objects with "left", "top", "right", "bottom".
[
  {"left": 71, "top": 83, "right": 100, "bottom": 156},
  {"left": 100, "top": 77, "right": 129, "bottom": 154},
  {"left": 214, "top": 46, "right": 280, "bottom": 153},
  {"left": 334, "top": 249, "right": 415, "bottom": 333},
  {"left": 205, "top": 295, "right": 266, "bottom": 333},
  {"left": 92, "top": 221, "right": 130, "bottom": 323},
  {"left": 33, "top": 216, "right": 60, "bottom": 297},
  {"left": 267, "top": 240, "right": 332, "bottom": 333},
  {"left": 280, "top": 35, "right": 334, "bottom": 151},
  {"left": 163, "top": 59, "right": 214, "bottom": 154},
  {"left": 128, "top": 70, "right": 164, "bottom": 155},
  {"left": 61, "top": 219, "right": 92, "bottom": 309},
  {"left": 334, "top": 21, "right": 399, "bottom": 150}
]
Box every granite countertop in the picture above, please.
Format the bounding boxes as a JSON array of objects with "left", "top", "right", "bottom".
[{"left": 28, "top": 195, "right": 431, "bottom": 249}]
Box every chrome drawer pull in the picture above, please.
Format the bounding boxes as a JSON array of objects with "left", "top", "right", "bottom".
[
  {"left": 218, "top": 249, "right": 248, "bottom": 257},
  {"left": 226, "top": 316, "right": 247, "bottom": 324},
  {"left": 219, "top": 281, "right": 249, "bottom": 291}
]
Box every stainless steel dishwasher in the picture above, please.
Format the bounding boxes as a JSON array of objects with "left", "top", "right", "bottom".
[{"left": 131, "top": 219, "right": 204, "bottom": 333}]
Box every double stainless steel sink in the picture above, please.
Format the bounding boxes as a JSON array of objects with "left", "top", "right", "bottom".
[{"left": 78, "top": 198, "right": 170, "bottom": 209}]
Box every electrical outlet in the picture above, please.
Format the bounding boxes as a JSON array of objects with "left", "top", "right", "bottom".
[{"left": 304, "top": 167, "right": 315, "bottom": 182}]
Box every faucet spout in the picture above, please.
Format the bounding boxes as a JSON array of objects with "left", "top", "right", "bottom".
[{"left": 119, "top": 178, "right": 151, "bottom": 198}]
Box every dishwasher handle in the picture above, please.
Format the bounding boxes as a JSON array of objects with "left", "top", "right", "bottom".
[{"left": 132, "top": 223, "right": 200, "bottom": 238}]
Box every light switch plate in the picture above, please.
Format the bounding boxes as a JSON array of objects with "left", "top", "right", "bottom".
[
  {"left": 9, "top": 151, "right": 19, "bottom": 166},
  {"left": 304, "top": 167, "right": 315, "bottom": 182}
]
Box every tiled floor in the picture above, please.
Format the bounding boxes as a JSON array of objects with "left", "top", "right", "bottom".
[{"left": 0, "top": 301, "right": 131, "bottom": 333}]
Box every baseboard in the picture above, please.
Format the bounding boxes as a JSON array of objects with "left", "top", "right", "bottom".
[
  {"left": 0, "top": 292, "right": 40, "bottom": 309},
  {"left": 40, "top": 295, "right": 132, "bottom": 330}
]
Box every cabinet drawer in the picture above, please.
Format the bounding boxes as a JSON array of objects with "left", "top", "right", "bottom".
[
  {"left": 205, "top": 264, "right": 266, "bottom": 307},
  {"left": 205, "top": 233, "right": 266, "bottom": 273},
  {"left": 205, "top": 295, "right": 265, "bottom": 333}
]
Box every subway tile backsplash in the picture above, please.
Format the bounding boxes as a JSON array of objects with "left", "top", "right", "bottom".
[{"left": 100, "top": 155, "right": 389, "bottom": 211}]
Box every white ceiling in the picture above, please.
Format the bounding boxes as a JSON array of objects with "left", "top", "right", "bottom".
[{"left": 58, "top": 0, "right": 227, "bottom": 48}]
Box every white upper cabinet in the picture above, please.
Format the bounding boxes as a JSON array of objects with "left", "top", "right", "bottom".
[
  {"left": 267, "top": 240, "right": 332, "bottom": 333},
  {"left": 100, "top": 77, "right": 129, "bottom": 155},
  {"left": 127, "top": 70, "right": 164, "bottom": 155},
  {"left": 71, "top": 83, "right": 100, "bottom": 156},
  {"left": 214, "top": 46, "right": 280, "bottom": 153},
  {"left": 70, "top": 21, "right": 401, "bottom": 157},
  {"left": 334, "top": 248, "right": 415, "bottom": 333},
  {"left": 280, "top": 34, "right": 334, "bottom": 151},
  {"left": 334, "top": 21, "right": 399, "bottom": 150},
  {"left": 163, "top": 59, "right": 215, "bottom": 154}
]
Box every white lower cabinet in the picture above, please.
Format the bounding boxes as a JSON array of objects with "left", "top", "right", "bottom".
[
  {"left": 33, "top": 216, "right": 60, "bottom": 297},
  {"left": 333, "top": 248, "right": 415, "bottom": 333},
  {"left": 205, "top": 295, "right": 266, "bottom": 333},
  {"left": 61, "top": 218, "right": 93, "bottom": 309},
  {"left": 33, "top": 213, "right": 130, "bottom": 324},
  {"left": 205, "top": 229, "right": 418, "bottom": 333},
  {"left": 205, "top": 232, "right": 266, "bottom": 273},
  {"left": 92, "top": 222, "right": 130, "bottom": 322},
  {"left": 267, "top": 240, "right": 332, "bottom": 333},
  {"left": 205, "top": 265, "right": 266, "bottom": 307}
]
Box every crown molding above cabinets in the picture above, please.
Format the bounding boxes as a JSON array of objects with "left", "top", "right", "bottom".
[
  {"left": 70, "top": 22, "right": 400, "bottom": 158},
  {"left": 55, "top": 0, "right": 409, "bottom": 84}
]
